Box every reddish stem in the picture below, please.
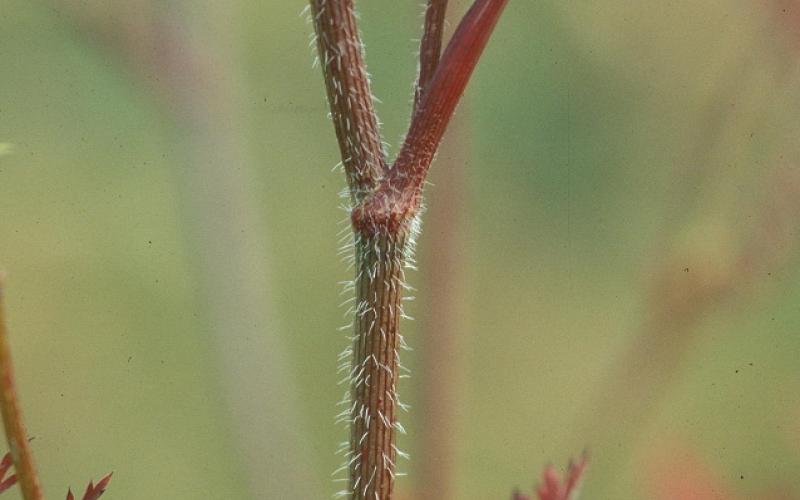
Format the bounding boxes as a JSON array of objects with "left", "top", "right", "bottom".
[
  {"left": 395, "top": 0, "right": 508, "bottom": 190},
  {"left": 352, "top": 0, "right": 509, "bottom": 234},
  {"left": 0, "top": 280, "right": 43, "bottom": 500},
  {"left": 414, "top": 0, "right": 449, "bottom": 116},
  {"left": 311, "top": 2, "right": 510, "bottom": 498},
  {"left": 310, "top": 0, "right": 387, "bottom": 200}
]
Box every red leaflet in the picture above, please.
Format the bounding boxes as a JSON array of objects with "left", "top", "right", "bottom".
[
  {"left": 512, "top": 453, "right": 589, "bottom": 500},
  {"left": 66, "top": 472, "right": 113, "bottom": 500},
  {"left": 0, "top": 453, "right": 17, "bottom": 494}
]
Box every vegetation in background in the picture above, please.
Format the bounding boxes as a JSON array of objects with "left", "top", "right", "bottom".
[{"left": 1, "top": 1, "right": 799, "bottom": 499}]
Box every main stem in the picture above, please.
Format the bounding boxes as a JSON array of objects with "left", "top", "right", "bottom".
[
  {"left": 312, "top": 2, "right": 509, "bottom": 497},
  {"left": 347, "top": 227, "right": 411, "bottom": 499}
]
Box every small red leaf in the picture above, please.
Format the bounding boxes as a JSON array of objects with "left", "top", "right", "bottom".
[
  {"left": 513, "top": 453, "right": 589, "bottom": 500},
  {"left": 92, "top": 472, "right": 113, "bottom": 493},
  {"left": 0, "top": 452, "right": 17, "bottom": 494},
  {"left": 0, "top": 474, "right": 17, "bottom": 494},
  {"left": 536, "top": 454, "right": 589, "bottom": 500},
  {"left": 85, "top": 472, "right": 113, "bottom": 499},
  {"left": 0, "top": 453, "right": 11, "bottom": 478},
  {"left": 67, "top": 472, "right": 112, "bottom": 500}
]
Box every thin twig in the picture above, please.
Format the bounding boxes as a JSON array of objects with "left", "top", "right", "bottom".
[
  {"left": 0, "top": 278, "right": 43, "bottom": 500},
  {"left": 414, "top": 0, "right": 449, "bottom": 116}
]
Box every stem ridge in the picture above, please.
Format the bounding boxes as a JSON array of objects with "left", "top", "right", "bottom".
[{"left": 342, "top": 228, "right": 409, "bottom": 499}]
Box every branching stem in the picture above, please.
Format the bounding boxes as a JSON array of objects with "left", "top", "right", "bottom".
[
  {"left": 310, "top": 1, "right": 509, "bottom": 498},
  {"left": 351, "top": 0, "right": 509, "bottom": 235}
]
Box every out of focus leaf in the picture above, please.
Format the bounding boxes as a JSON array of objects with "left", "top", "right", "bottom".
[{"left": 512, "top": 453, "right": 588, "bottom": 500}]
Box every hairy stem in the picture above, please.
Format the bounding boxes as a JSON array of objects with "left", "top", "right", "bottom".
[
  {"left": 0, "top": 280, "right": 43, "bottom": 500},
  {"left": 310, "top": 0, "right": 386, "bottom": 201},
  {"left": 344, "top": 229, "right": 413, "bottom": 499},
  {"left": 313, "top": 1, "right": 509, "bottom": 497}
]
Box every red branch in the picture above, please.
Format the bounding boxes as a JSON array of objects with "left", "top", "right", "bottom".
[
  {"left": 351, "top": 0, "right": 509, "bottom": 235},
  {"left": 0, "top": 281, "right": 43, "bottom": 500},
  {"left": 397, "top": 0, "right": 508, "bottom": 190},
  {"left": 414, "top": 0, "right": 449, "bottom": 116}
]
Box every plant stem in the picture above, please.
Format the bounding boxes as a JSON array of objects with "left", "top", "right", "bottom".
[
  {"left": 352, "top": 0, "right": 509, "bottom": 231},
  {"left": 309, "top": 0, "right": 386, "bottom": 201},
  {"left": 312, "top": 2, "right": 509, "bottom": 497},
  {"left": 344, "top": 230, "right": 413, "bottom": 499},
  {"left": 414, "top": 0, "right": 449, "bottom": 117},
  {"left": 0, "top": 279, "right": 43, "bottom": 500}
]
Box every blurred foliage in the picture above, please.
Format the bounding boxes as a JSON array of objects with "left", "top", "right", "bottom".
[{"left": 1, "top": 1, "right": 800, "bottom": 499}]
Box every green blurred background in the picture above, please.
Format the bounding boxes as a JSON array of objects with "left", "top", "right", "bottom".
[{"left": 2, "top": 1, "right": 800, "bottom": 498}]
